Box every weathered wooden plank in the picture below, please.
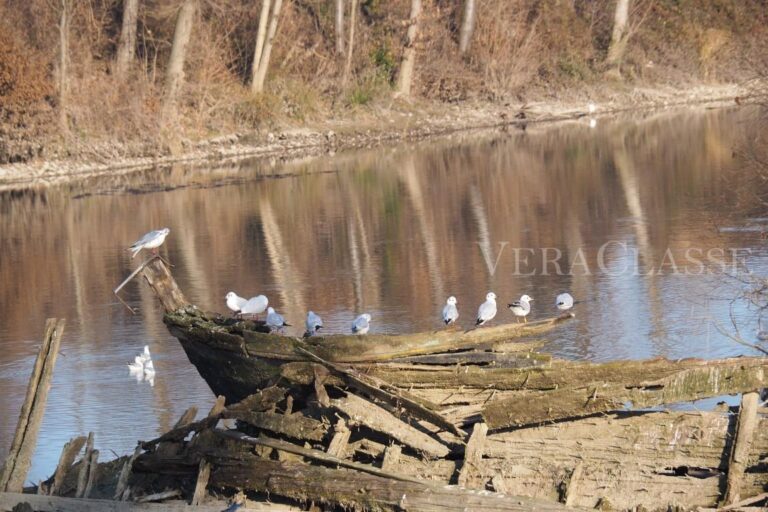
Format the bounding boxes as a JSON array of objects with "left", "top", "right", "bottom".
[
  {"left": 0, "top": 492, "right": 297, "bottom": 511},
  {"left": 381, "top": 444, "right": 402, "bottom": 472},
  {"left": 391, "top": 351, "right": 550, "bottom": 368},
  {"left": 82, "top": 450, "right": 98, "bottom": 499},
  {"left": 114, "top": 446, "right": 142, "bottom": 500},
  {"left": 190, "top": 459, "right": 211, "bottom": 506},
  {"left": 0, "top": 319, "right": 65, "bottom": 493},
  {"left": 75, "top": 433, "right": 94, "bottom": 498},
  {"left": 137, "top": 490, "right": 181, "bottom": 503},
  {"left": 331, "top": 393, "right": 450, "bottom": 458},
  {"left": 222, "top": 410, "right": 327, "bottom": 442},
  {"left": 563, "top": 461, "right": 584, "bottom": 507},
  {"left": 140, "top": 258, "right": 189, "bottom": 313},
  {"left": 326, "top": 420, "right": 350, "bottom": 459},
  {"left": 210, "top": 457, "right": 577, "bottom": 511},
  {"left": 50, "top": 436, "right": 87, "bottom": 496},
  {"left": 723, "top": 392, "right": 760, "bottom": 505},
  {"left": 482, "top": 358, "right": 768, "bottom": 428},
  {"left": 457, "top": 423, "right": 488, "bottom": 489}
]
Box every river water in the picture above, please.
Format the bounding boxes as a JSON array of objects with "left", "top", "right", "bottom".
[{"left": 1, "top": 106, "right": 767, "bottom": 483}]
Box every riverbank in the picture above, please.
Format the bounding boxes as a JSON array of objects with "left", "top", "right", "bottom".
[{"left": 0, "top": 82, "right": 756, "bottom": 193}]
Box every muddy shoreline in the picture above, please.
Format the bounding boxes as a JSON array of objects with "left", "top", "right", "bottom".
[{"left": 0, "top": 83, "right": 755, "bottom": 192}]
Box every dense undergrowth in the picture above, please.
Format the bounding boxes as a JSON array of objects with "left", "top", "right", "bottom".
[{"left": 0, "top": 0, "right": 767, "bottom": 163}]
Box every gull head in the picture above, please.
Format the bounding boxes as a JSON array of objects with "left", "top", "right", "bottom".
[
  {"left": 225, "top": 291, "right": 236, "bottom": 300},
  {"left": 267, "top": 307, "right": 275, "bottom": 314},
  {"left": 520, "top": 294, "right": 533, "bottom": 302},
  {"left": 486, "top": 292, "right": 497, "bottom": 301},
  {"left": 362, "top": 313, "right": 372, "bottom": 322},
  {"left": 161, "top": 228, "right": 171, "bottom": 236},
  {"left": 447, "top": 296, "right": 457, "bottom": 305}
]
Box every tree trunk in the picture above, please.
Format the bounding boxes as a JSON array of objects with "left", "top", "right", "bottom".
[
  {"left": 252, "top": 0, "right": 284, "bottom": 93},
  {"left": 335, "top": 0, "right": 345, "bottom": 55},
  {"left": 162, "top": 0, "right": 197, "bottom": 122},
  {"left": 605, "top": 0, "right": 630, "bottom": 73},
  {"left": 458, "top": 0, "right": 476, "bottom": 55},
  {"left": 58, "top": 0, "right": 69, "bottom": 135},
  {"left": 396, "top": 0, "right": 421, "bottom": 97},
  {"left": 250, "top": 0, "right": 271, "bottom": 89},
  {"left": 115, "top": 0, "right": 140, "bottom": 77},
  {"left": 341, "top": 0, "right": 357, "bottom": 87}
]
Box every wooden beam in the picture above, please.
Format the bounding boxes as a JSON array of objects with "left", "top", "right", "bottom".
[
  {"left": 114, "top": 446, "right": 142, "bottom": 500},
  {"left": 723, "top": 392, "right": 760, "bottom": 505},
  {"left": 139, "top": 258, "right": 189, "bottom": 313},
  {"left": 391, "top": 351, "right": 550, "bottom": 368},
  {"left": 210, "top": 456, "right": 577, "bottom": 511},
  {"left": 83, "top": 450, "right": 98, "bottom": 499},
  {"left": 482, "top": 358, "right": 768, "bottom": 429},
  {"left": 326, "top": 420, "right": 350, "bottom": 459},
  {"left": 222, "top": 410, "right": 327, "bottom": 442},
  {"left": 381, "top": 444, "right": 402, "bottom": 472},
  {"left": 564, "top": 462, "right": 584, "bottom": 507},
  {"left": 50, "top": 436, "right": 87, "bottom": 496},
  {"left": 331, "top": 393, "right": 450, "bottom": 458},
  {"left": 75, "top": 433, "right": 94, "bottom": 498},
  {"left": 191, "top": 459, "right": 211, "bottom": 506},
  {"left": 457, "top": 423, "right": 488, "bottom": 489},
  {"left": 0, "top": 319, "right": 65, "bottom": 493}
]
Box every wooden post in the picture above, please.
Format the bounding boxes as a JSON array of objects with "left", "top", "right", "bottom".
[
  {"left": 190, "top": 459, "right": 211, "bottom": 505},
  {"left": 114, "top": 446, "right": 142, "bottom": 500},
  {"left": 326, "top": 420, "right": 351, "bottom": 459},
  {"left": 723, "top": 391, "right": 760, "bottom": 505},
  {"left": 75, "top": 433, "right": 94, "bottom": 498},
  {"left": 49, "top": 436, "right": 87, "bottom": 496},
  {"left": 381, "top": 444, "right": 402, "bottom": 472},
  {"left": 0, "top": 319, "right": 66, "bottom": 493},
  {"left": 140, "top": 258, "right": 190, "bottom": 313},
  {"left": 457, "top": 422, "right": 487, "bottom": 488}
]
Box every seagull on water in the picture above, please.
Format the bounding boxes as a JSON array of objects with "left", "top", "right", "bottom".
[
  {"left": 266, "top": 307, "right": 289, "bottom": 332},
  {"left": 305, "top": 311, "right": 323, "bottom": 336},
  {"left": 508, "top": 295, "right": 533, "bottom": 323},
  {"left": 128, "top": 356, "right": 144, "bottom": 373},
  {"left": 555, "top": 292, "right": 574, "bottom": 312},
  {"left": 139, "top": 345, "right": 151, "bottom": 364},
  {"left": 442, "top": 296, "right": 459, "bottom": 326},
  {"left": 241, "top": 295, "right": 269, "bottom": 320},
  {"left": 352, "top": 314, "right": 371, "bottom": 335},
  {"left": 128, "top": 228, "right": 170, "bottom": 258},
  {"left": 225, "top": 292, "right": 248, "bottom": 315},
  {"left": 475, "top": 292, "right": 497, "bottom": 327}
]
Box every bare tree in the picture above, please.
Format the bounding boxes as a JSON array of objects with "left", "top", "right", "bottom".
[
  {"left": 341, "top": 0, "right": 357, "bottom": 87},
  {"left": 252, "top": 0, "right": 284, "bottom": 93},
  {"left": 250, "top": 0, "right": 271, "bottom": 88},
  {"left": 59, "top": 0, "right": 70, "bottom": 135},
  {"left": 335, "top": 0, "right": 345, "bottom": 55},
  {"left": 605, "top": 0, "right": 630, "bottom": 74},
  {"left": 458, "top": 0, "right": 476, "bottom": 55},
  {"left": 162, "top": 0, "right": 197, "bottom": 121},
  {"left": 115, "top": 0, "right": 140, "bottom": 77},
  {"left": 396, "top": 0, "right": 422, "bottom": 97}
]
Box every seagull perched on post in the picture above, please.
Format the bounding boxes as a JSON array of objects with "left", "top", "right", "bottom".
[
  {"left": 265, "top": 307, "right": 289, "bottom": 332},
  {"left": 442, "top": 296, "right": 459, "bottom": 326},
  {"left": 555, "top": 292, "right": 574, "bottom": 312},
  {"left": 508, "top": 295, "right": 533, "bottom": 323},
  {"left": 128, "top": 228, "right": 170, "bottom": 258},
  {"left": 475, "top": 292, "right": 497, "bottom": 327},
  {"left": 305, "top": 311, "right": 323, "bottom": 336},
  {"left": 352, "top": 314, "right": 371, "bottom": 335},
  {"left": 225, "top": 292, "right": 248, "bottom": 315}
]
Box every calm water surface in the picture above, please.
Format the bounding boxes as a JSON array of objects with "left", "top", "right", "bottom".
[{"left": 1, "top": 107, "right": 767, "bottom": 483}]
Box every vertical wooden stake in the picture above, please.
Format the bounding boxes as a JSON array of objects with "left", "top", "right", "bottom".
[
  {"left": 191, "top": 459, "right": 211, "bottom": 505},
  {"left": 457, "top": 422, "right": 488, "bottom": 489},
  {"left": 723, "top": 392, "right": 760, "bottom": 505},
  {"left": 0, "top": 319, "right": 66, "bottom": 493}
]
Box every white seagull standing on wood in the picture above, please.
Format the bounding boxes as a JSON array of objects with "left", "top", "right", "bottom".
[
  {"left": 555, "top": 292, "right": 574, "bottom": 312},
  {"left": 475, "top": 292, "right": 497, "bottom": 327},
  {"left": 265, "top": 307, "right": 289, "bottom": 332},
  {"left": 442, "top": 296, "right": 459, "bottom": 326},
  {"left": 241, "top": 295, "right": 269, "bottom": 320},
  {"left": 352, "top": 314, "right": 371, "bottom": 335},
  {"left": 225, "top": 292, "right": 248, "bottom": 315},
  {"left": 508, "top": 295, "right": 533, "bottom": 323},
  {"left": 305, "top": 311, "right": 323, "bottom": 336},
  {"left": 128, "top": 228, "right": 170, "bottom": 258}
]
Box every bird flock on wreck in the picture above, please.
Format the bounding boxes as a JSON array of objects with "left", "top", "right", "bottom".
[{"left": 125, "top": 228, "right": 576, "bottom": 378}]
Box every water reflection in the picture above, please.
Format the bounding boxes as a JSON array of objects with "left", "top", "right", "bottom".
[{"left": 1, "top": 106, "right": 766, "bottom": 483}]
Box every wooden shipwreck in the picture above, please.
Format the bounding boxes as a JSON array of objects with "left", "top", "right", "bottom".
[{"left": 5, "top": 257, "right": 767, "bottom": 511}]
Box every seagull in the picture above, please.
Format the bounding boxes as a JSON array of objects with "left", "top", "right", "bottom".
[
  {"left": 265, "top": 307, "right": 289, "bottom": 331},
  {"left": 588, "top": 102, "right": 597, "bottom": 114},
  {"left": 128, "top": 228, "right": 170, "bottom": 258},
  {"left": 241, "top": 295, "right": 269, "bottom": 320},
  {"left": 475, "top": 292, "right": 497, "bottom": 327},
  {"left": 225, "top": 292, "right": 248, "bottom": 315},
  {"left": 508, "top": 295, "right": 533, "bottom": 323},
  {"left": 556, "top": 293, "right": 574, "bottom": 312},
  {"left": 138, "top": 345, "right": 151, "bottom": 364},
  {"left": 305, "top": 311, "right": 323, "bottom": 336},
  {"left": 143, "top": 359, "right": 156, "bottom": 376},
  {"left": 352, "top": 314, "right": 371, "bottom": 335},
  {"left": 442, "top": 296, "right": 459, "bottom": 326},
  {"left": 128, "top": 356, "right": 144, "bottom": 373}
]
